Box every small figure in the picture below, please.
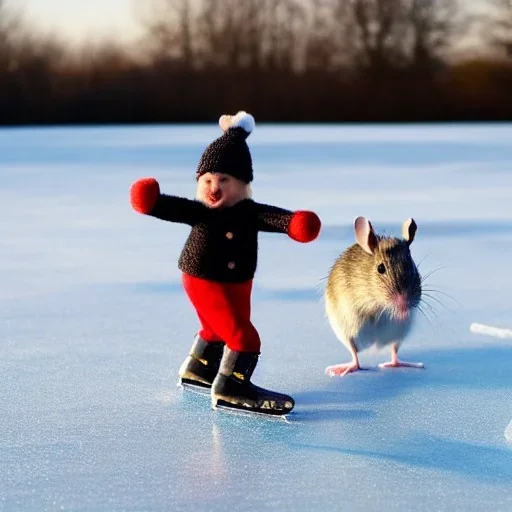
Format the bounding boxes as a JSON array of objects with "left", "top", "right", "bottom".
[
  {"left": 324, "top": 216, "right": 424, "bottom": 377},
  {"left": 130, "top": 111, "right": 321, "bottom": 416}
]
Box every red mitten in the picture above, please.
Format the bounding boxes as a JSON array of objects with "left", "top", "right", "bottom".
[
  {"left": 288, "top": 210, "right": 321, "bottom": 243},
  {"left": 130, "top": 177, "right": 160, "bottom": 214}
]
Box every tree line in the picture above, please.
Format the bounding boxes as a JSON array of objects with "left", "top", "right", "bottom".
[{"left": 1, "top": 0, "right": 512, "bottom": 125}]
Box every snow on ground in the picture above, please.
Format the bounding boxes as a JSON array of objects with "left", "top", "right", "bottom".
[{"left": 1, "top": 122, "right": 511, "bottom": 511}]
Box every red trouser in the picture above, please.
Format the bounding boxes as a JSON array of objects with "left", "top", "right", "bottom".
[{"left": 182, "top": 273, "right": 261, "bottom": 352}]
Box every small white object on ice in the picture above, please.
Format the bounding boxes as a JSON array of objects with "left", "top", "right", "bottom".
[
  {"left": 505, "top": 420, "right": 512, "bottom": 442},
  {"left": 469, "top": 323, "right": 512, "bottom": 339}
]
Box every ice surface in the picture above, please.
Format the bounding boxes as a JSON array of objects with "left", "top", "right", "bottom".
[{"left": 1, "top": 123, "right": 512, "bottom": 511}]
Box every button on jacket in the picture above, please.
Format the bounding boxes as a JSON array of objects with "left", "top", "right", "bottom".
[{"left": 149, "top": 195, "right": 294, "bottom": 283}]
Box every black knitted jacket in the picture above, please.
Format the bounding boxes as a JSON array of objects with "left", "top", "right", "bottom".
[{"left": 149, "top": 195, "right": 294, "bottom": 283}]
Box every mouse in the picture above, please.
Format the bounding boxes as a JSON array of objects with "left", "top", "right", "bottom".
[{"left": 324, "top": 216, "right": 424, "bottom": 377}]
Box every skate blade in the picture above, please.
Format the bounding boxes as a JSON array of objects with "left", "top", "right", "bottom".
[
  {"left": 213, "top": 400, "right": 293, "bottom": 422},
  {"left": 177, "top": 379, "right": 211, "bottom": 396}
]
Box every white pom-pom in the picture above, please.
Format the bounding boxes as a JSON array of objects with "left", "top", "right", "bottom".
[{"left": 219, "top": 111, "right": 255, "bottom": 134}]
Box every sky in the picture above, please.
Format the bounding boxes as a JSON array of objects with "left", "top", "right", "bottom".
[
  {"left": 4, "top": 0, "right": 492, "bottom": 54},
  {"left": 6, "top": 0, "right": 144, "bottom": 43}
]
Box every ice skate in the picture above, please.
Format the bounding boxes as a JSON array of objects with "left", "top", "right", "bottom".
[
  {"left": 178, "top": 335, "right": 224, "bottom": 392},
  {"left": 211, "top": 347, "right": 295, "bottom": 417}
]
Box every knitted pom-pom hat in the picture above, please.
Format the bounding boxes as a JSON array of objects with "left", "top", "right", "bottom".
[{"left": 196, "top": 111, "right": 255, "bottom": 184}]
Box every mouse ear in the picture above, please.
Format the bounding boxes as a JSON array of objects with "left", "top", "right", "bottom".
[
  {"left": 402, "top": 218, "right": 417, "bottom": 245},
  {"left": 354, "top": 216, "right": 378, "bottom": 254}
]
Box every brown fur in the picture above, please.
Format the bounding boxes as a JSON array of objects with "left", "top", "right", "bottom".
[{"left": 325, "top": 218, "right": 422, "bottom": 353}]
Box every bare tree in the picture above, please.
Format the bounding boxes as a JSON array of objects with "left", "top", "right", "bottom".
[
  {"left": 302, "top": 0, "right": 464, "bottom": 72},
  {"left": 135, "top": 0, "right": 307, "bottom": 71},
  {"left": 487, "top": 0, "right": 512, "bottom": 57},
  {"left": 404, "top": 0, "right": 460, "bottom": 68},
  {"left": 316, "top": 0, "right": 461, "bottom": 72},
  {"left": 0, "top": 0, "right": 19, "bottom": 72},
  {"left": 303, "top": 0, "right": 349, "bottom": 71},
  {"left": 344, "top": 0, "right": 408, "bottom": 70},
  {"left": 135, "top": 0, "right": 195, "bottom": 63},
  {"left": 195, "top": 0, "right": 246, "bottom": 67},
  {"left": 239, "top": 0, "right": 308, "bottom": 70}
]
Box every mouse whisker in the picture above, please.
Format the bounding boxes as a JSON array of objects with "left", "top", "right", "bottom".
[
  {"left": 420, "top": 266, "right": 447, "bottom": 283},
  {"left": 422, "top": 287, "right": 461, "bottom": 307},
  {"left": 418, "top": 297, "right": 437, "bottom": 316},
  {"left": 422, "top": 295, "right": 454, "bottom": 318},
  {"left": 422, "top": 291, "right": 448, "bottom": 308},
  {"left": 419, "top": 297, "right": 439, "bottom": 318},
  {"left": 416, "top": 303, "right": 435, "bottom": 328},
  {"left": 423, "top": 291, "right": 460, "bottom": 313},
  {"left": 416, "top": 254, "right": 430, "bottom": 268}
]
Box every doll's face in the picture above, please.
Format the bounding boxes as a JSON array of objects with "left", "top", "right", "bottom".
[{"left": 196, "top": 172, "right": 251, "bottom": 208}]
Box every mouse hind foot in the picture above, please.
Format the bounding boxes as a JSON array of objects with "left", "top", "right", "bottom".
[
  {"left": 378, "top": 343, "right": 425, "bottom": 370},
  {"left": 378, "top": 360, "right": 424, "bottom": 369},
  {"left": 325, "top": 337, "right": 362, "bottom": 377},
  {"left": 325, "top": 361, "right": 361, "bottom": 377}
]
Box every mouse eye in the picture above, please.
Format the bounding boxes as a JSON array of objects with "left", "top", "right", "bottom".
[{"left": 377, "top": 263, "right": 386, "bottom": 274}]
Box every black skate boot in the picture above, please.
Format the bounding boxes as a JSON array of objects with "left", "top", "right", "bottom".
[
  {"left": 178, "top": 336, "right": 224, "bottom": 391},
  {"left": 211, "top": 347, "right": 295, "bottom": 416}
]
